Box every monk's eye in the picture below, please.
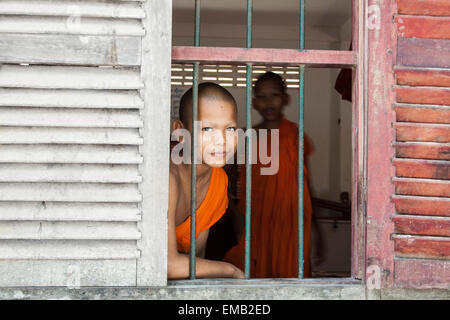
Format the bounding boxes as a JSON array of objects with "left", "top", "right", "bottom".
[{"left": 202, "top": 127, "right": 213, "bottom": 132}]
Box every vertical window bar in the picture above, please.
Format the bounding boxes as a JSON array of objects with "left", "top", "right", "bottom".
[
  {"left": 244, "top": 0, "right": 253, "bottom": 279},
  {"left": 194, "top": 0, "right": 201, "bottom": 47},
  {"left": 298, "top": 0, "right": 305, "bottom": 279},
  {"left": 190, "top": 0, "right": 201, "bottom": 280}
]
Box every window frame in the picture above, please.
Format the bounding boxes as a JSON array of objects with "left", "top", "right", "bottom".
[{"left": 166, "top": 0, "right": 367, "bottom": 285}]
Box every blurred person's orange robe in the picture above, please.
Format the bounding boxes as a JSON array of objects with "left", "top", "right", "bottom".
[{"left": 224, "top": 117, "right": 313, "bottom": 278}]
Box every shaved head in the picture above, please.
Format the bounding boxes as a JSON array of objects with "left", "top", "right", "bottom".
[{"left": 179, "top": 82, "right": 237, "bottom": 126}]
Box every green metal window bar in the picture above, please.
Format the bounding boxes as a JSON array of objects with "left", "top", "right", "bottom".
[{"left": 189, "top": 0, "right": 306, "bottom": 280}]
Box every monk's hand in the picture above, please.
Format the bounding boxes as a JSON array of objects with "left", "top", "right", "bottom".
[{"left": 229, "top": 264, "right": 245, "bottom": 279}]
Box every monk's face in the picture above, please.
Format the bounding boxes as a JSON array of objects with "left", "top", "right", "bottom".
[
  {"left": 253, "top": 80, "right": 288, "bottom": 122},
  {"left": 178, "top": 97, "right": 238, "bottom": 168},
  {"left": 198, "top": 97, "right": 238, "bottom": 167}
]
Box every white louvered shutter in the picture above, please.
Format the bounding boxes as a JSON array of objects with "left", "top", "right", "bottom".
[{"left": 0, "top": 1, "right": 171, "bottom": 286}]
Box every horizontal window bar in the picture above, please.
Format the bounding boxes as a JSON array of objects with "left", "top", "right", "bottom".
[{"left": 173, "top": 46, "right": 357, "bottom": 68}]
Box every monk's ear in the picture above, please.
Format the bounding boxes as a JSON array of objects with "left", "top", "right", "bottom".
[
  {"left": 172, "top": 120, "right": 185, "bottom": 142},
  {"left": 172, "top": 119, "right": 184, "bottom": 131}
]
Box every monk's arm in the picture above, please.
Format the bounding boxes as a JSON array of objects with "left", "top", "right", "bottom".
[{"left": 167, "top": 174, "right": 244, "bottom": 280}]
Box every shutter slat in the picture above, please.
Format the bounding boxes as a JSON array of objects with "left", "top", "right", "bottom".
[
  {"left": 393, "top": 158, "right": 449, "bottom": 180},
  {"left": 0, "top": 108, "right": 143, "bottom": 128},
  {"left": 393, "top": 215, "right": 450, "bottom": 237},
  {"left": 395, "top": 86, "right": 450, "bottom": 106},
  {"left": 397, "top": 38, "right": 450, "bottom": 69},
  {"left": 0, "top": 164, "right": 142, "bottom": 183},
  {"left": 394, "top": 104, "right": 450, "bottom": 124},
  {"left": 0, "top": 221, "right": 141, "bottom": 240},
  {"left": 0, "top": 16, "right": 145, "bottom": 36},
  {"left": 393, "top": 235, "right": 450, "bottom": 260},
  {"left": 395, "top": 122, "right": 450, "bottom": 143},
  {"left": 393, "top": 195, "right": 450, "bottom": 216},
  {"left": 0, "top": 1, "right": 146, "bottom": 19},
  {"left": 0, "top": 34, "right": 141, "bottom": 66},
  {"left": 0, "top": 202, "right": 141, "bottom": 222},
  {"left": 0, "top": 145, "right": 143, "bottom": 164},
  {"left": 0, "top": 240, "right": 140, "bottom": 259},
  {"left": 0, "top": 65, "right": 143, "bottom": 90},
  {"left": 396, "top": 0, "right": 450, "bottom": 17},
  {"left": 0, "top": 88, "right": 143, "bottom": 109},
  {"left": 395, "top": 15, "right": 450, "bottom": 40},
  {"left": 0, "top": 127, "right": 143, "bottom": 144},
  {"left": 0, "top": 182, "right": 142, "bottom": 202},
  {"left": 394, "top": 142, "right": 450, "bottom": 160},
  {"left": 395, "top": 68, "right": 450, "bottom": 87},
  {"left": 394, "top": 177, "right": 450, "bottom": 197}
]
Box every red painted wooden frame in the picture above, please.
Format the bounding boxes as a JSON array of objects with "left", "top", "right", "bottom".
[
  {"left": 172, "top": 46, "right": 356, "bottom": 68},
  {"left": 364, "top": 0, "right": 397, "bottom": 288}
]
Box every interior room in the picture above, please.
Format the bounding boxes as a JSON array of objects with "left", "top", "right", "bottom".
[{"left": 171, "top": 0, "right": 353, "bottom": 277}]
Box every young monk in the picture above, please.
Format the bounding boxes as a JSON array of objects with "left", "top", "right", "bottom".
[
  {"left": 168, "top": 82, "right": 245, "bottom": 279},
  {"left": 224, "top": 71, "right": 319, "bottom": 278}
]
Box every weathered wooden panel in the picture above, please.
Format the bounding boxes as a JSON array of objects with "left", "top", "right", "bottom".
[
  {"left": 393, "top": 195, "right": 450, "bottom": 216},
  {"left": 0, "top": 145, "right": 143, "bottom": 164},
  {"left": 0, "top": 34, "right": 141, "bottom": 66},
  {"left": 0, "top": 127, "right": 143, "bottom": 145},
  {"left": 0, "top": 221, "right": 140, "bottom": 240},
  {"left": 393, "top": 235, "right": 450, "bottom": 260},
  {"left": 0, "top": 108, "right": 143, "bottom": 128},
  {"left": 0, "top": 240, "right": 140, "bottom": 259},
  {"left": 0, "top": 88, "right": 143, "bottom": 109},
  {"left": 0, "top": 16, "right": 144, "bottom": 36},
  {"left": 0, "top": 1, "right": 145, "bottom": 19},
  {"left": 0, "top": 164, "right": 142, "bottom": 183},
  {"left": 393, "top": 158, "right": 449, "bottom": 179},
  {"left": 395, "top": 123, "right": 450, "bottom": 143},
  {"left": 394, "top": 142, "right": 450, "bottom": 160},
  {"left": 395, "top": 86, "right": 450, "bottom": 106},
  {"left": 137, "top": 0, "right": 171, "bottom": 286},
  {"left": 394, "top": 258, "right": 450, "bottom": 289},
  {"left": 396, "top": 0, "right": 450, "bottom": 17},
  {"left": 395, "top": 68, "right": 450, "bottom": 87},
  {"left": 396, "top": 16, "right": 450, "bottom": 40},
  {"left": 0, "top": 202, "right": 141, "bottom": 222},
  {"left": 397, "top": 38, "right": 450, "bottom": 68},
  {"left": 394, "top": 104, "right": 450, "bottom": 124},
  {"left": 394, "top": 177, "right": 450, "bottom": 197},
  {"left": 0, "top": 182, "right": 142, "bottom": 202},
  {"left": 0, "top": 0, "right": 150, "bottom": 287},
  {"left": 0, "top": 260, "right": 137, "bottom": 287},
  {"left": 393, "top": 215, "right": 450, "bottom": 237},
  {"left": 0, "top": 65, "right": 143, "bottom": 90}
]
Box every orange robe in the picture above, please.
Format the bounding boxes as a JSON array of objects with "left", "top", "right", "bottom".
[
  {"left": 176, "top": 167, "right": 229, "bottom": 253},
  {"left": 224, "top": 117, "right": 313, "bottom": 278}
]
